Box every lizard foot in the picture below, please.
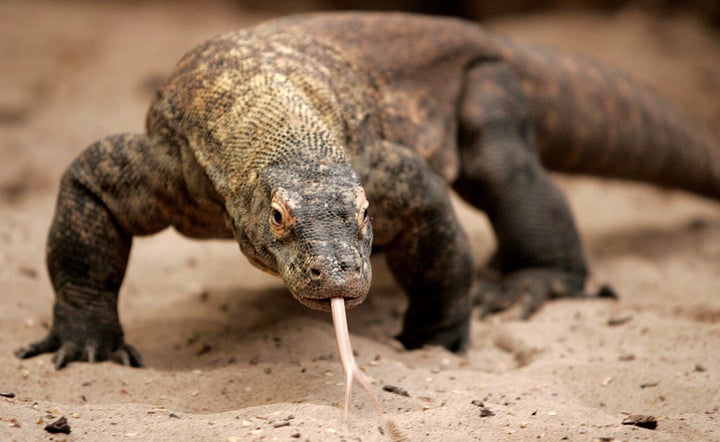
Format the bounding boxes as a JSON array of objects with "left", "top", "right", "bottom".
[
  {"left": 16, "top": 300, "right": 144, "bottom": 369},
  {"left": 475, "top": 268, "right": 617, "bottom": 319},
  {"left": 396, "top": 315, "right": 471, "bottom": 353},
  {"left": 16, "top": 327, "right": 143, "bottom": 370}
]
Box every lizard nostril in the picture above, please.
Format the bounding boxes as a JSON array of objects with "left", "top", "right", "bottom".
[{"left": 309, "top": 267, "right": 322, "bottom": 279}]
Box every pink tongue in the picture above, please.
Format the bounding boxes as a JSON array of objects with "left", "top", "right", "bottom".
[{"left": 330, "top": 297, "right": 383, "bottom": 421}]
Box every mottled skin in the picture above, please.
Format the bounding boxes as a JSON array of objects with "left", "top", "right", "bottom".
[{"left": 18, "top": 13, "right": 720, "bottom": 368}]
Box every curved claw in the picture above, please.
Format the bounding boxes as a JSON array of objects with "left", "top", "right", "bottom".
[
  {"left": 54, "top": 342, "right": 81, "bottom": 370},
  {"left": 113, "top": 344, "right": 143, "bottom": 368},
  {"left": 478, "top": 283, "right": 518, "bottom": 318},
  {"left": 86, "top": 345, "right": 98, "bottom": 364},
  {"left": 15, "top": 335, "right": 61, "bottom": 360},
  {"left": 520, "top": 284, "right": 551, "bottom": 319}
]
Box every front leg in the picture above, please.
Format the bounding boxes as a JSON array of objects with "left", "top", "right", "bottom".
[
  {"left": 365, "top": 142, "right": 474, "bottom": 352},
  {"left": 17, "top": 134, "right": 181, "bottom": 368}
]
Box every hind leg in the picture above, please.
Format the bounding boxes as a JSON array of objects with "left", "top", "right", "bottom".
[{"left": 453, "top": 61, "right": 593, "bottom": 318}]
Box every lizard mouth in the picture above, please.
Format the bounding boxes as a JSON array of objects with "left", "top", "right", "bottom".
[{"left": 296, "top": 294, "right": 366, "bottom": 312}]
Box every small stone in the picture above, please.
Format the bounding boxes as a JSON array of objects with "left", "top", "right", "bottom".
[
  {"left": 622, "top": 414, "right": 657, "bottom": 430},
  {"left": 44, "top": 416, "right": 71, "bottom": 434},
  {"left": 382, "top": 385, "right": 410, "bottom": 397},
  {"left": 18, "top": 266, "right": 38, "bottom": 279},
  {"left": 480, "top": 408, "right": 494, "bottom": 417},
  {"left": 607, "top": 315, "right": 632, "bottom": 326}
]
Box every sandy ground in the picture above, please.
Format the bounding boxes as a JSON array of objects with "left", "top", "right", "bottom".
[{"left": 1, "top": 1, "right": 719, "bottom": 441}]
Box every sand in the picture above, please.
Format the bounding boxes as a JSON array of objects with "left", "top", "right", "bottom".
[{"left": 1, "top": 2, "right": 719, "bottom": 440}]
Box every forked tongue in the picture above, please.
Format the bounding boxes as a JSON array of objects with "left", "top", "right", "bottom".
[{"left": 330, "top": 297, "right": 383, "bottom": 422}]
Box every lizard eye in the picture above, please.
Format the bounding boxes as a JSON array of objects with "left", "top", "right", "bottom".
[
  {"left": 271, "top": 205, "right": 284, "bottom": 227},
  {"left": 270, "top": 201, "right": 291, "bottom": 238},
  {"left": 358, "top": 200, "right": 370, "bottom": 237}
]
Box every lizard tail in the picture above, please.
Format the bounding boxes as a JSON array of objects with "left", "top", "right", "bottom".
[{"left": 499, "top": 38, "right": 720, "bottom": 200}]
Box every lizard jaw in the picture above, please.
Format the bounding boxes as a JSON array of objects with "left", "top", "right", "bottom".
[{"left": 295, "top": 293, "right": 367, "bottom": 312}]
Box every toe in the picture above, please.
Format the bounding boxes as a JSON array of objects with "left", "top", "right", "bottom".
[
  {"left": 85, "top": 345, "right": 98, "bottom": 364},
  {"left": 16, "top": 335, "right": 61, "bottom": 359},
  {"left": 114, "top": 344, "right": 143, "bottom": 368},
  {"left": 54, "top": 342, "right": 81, "bottom": 370}
]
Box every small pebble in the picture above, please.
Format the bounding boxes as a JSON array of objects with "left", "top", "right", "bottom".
[
  {"left": 18, "top": 266, "right": 38, "bottom": 279},
  {"left": 44, "top": 417, "right": 71, "bottom": 435},
  {"left": 382, "top": 385, "right": 410, "bottom": 397},
  {"left": 607, "top": 315, "right": 632, "bottom": 326},
  {"left": 622, "top": 414, "right": 657, "bottom": 430},
  {"left": 479, "top": 407, "right": 495, "bottom": 417}
]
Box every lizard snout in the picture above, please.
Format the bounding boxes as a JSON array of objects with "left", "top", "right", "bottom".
[
  {"left": 307, "top": 255, "right": 363, "bottom": 281},
  {"left": 288, "top": 243, "right": 371, "bottom": 312}
]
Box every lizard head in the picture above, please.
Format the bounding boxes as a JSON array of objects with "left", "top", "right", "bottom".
[{"left": 236, "top": 161, "right": 373, "bottom": 312}]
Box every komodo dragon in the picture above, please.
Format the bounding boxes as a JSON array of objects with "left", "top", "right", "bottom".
[{"left": 17, "top": 12, "right": 720, "bottom": 369}]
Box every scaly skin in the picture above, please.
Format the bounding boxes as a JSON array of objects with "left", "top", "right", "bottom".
[{"left": 17, "top": 12, "right": 720, "bottom": 368}]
